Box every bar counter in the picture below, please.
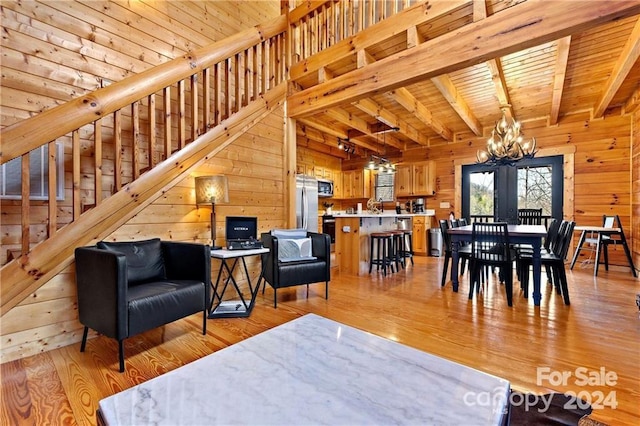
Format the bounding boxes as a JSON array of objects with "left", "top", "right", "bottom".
[{"left": 333, "top": 210, "right": 435, "bottom": 275}]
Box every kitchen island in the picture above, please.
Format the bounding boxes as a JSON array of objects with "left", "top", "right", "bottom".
[{"left": 333, "top": 211, "right": 435, "bottom": 275}]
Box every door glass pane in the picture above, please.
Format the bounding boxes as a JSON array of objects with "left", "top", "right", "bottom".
[
  {"left": 469, "top": 171, "right": 494, "bottom": 220},
  {"left": 517, "top": 166, "right": 552, "bottom": 216}
]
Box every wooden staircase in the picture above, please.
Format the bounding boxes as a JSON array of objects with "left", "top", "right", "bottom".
[{"left": 0, "top": 15, "right": 288, "bottom": 316}]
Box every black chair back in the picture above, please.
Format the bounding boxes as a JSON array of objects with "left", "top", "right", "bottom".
[
  {"left": 439, "top": 219, "right": 452, "bottom": 254},
  {"left": 518, "top": 208, "right": 543, "bottom": 225},
  {"left": 471, "top": 222, "right": 511, "bottom": 264},
  {"left": 544, "top": 218, "right": 560, "bottom": 251}
]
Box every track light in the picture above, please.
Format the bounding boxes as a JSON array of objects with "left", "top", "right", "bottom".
[{"left": 337, "top": 137, "right": 356, "bottom": 154}]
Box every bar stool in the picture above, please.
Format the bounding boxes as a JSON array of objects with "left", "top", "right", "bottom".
[
  {"left": 369, "top": 232, "right": 394, "bottom": 276},
  {"left": 388, "top": 230, "right": 406, "bottom": 271},
  {"left": 400, "top": 230, "right": 414, "bottom": 266}
]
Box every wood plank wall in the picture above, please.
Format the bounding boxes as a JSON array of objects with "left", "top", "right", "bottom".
[
  {"left": 0, "top": 0, "right": 280, "bottom": 265},
  {"left": 1, "top": 105, "right": 285, "bottom": 363},
  {"left": 0, "top": 0, "right": 282, "bottom": 363}
]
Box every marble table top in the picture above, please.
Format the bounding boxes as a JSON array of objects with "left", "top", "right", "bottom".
[{"left": 98, "top": 314, "right": 510, "bottom": 425}]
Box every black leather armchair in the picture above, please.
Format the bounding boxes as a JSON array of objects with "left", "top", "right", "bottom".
[
  {"left": 74, "top": 238, "right": 211, "bottom": 372},
  {"left": 260, "top": 231, "right": 330, "bottom": 308}
]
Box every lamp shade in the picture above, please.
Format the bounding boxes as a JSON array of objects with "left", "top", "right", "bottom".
[{"left": 195, "top": 175, "right": 229, "bottom": 205}]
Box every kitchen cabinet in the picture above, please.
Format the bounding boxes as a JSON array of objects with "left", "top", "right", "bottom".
[
  {"left": 395, "top": 161, "right": 436, "bottom": 197},
  {"left": 342, "top": 170, "right": 371, "bottom": 199},
  {"left": 412, "top": 216, "right": 427, "bottom": 255}
]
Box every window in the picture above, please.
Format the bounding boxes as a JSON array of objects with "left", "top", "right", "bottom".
[
  {"left": 517, "top": 166, "right": 552, "bottom": 216},
  {"left": 0, "top": 143, "right": 65, "bottom": 200},
  {"left": 462, "top": 155, "right": 563, "bottom": 224},
  {"left": 375, "top": 172, "right": 395, "bottom": 202}
]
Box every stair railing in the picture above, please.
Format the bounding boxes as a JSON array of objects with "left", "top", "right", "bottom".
[
  {"left": 0, "top": 15, "right": 287, "bottom": 261},
  {"left": 288, "top": 0, "right": 419, "bottom": 63}
]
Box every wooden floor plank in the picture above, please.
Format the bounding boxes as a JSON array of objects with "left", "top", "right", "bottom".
[{"left": 1, "top": 256, "right": 639, "bottom": 425}]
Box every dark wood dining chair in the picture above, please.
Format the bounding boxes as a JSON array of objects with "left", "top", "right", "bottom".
[
  {"left": 518, "top": 208, "right": 543, "bottom": 225},
  {"left": 519, "top": 220, "right": 576, "bottom": 305},
  {"left": 439, "top": 219, "right": 471, "bottom": 287},
  {"left": 469, "top": 222, "right": 515, "bottom": 306}
]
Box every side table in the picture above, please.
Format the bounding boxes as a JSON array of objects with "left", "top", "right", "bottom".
[{"left": 209, "top": 247, "right": 269, "bottom": 318}]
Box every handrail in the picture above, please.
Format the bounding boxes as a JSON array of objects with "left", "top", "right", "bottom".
[
  {"left": 0, "top": 13, "right": 288, "bottom": 263},
  {"left": 1, "top": 14, "right": 287, "bottom": 164}
]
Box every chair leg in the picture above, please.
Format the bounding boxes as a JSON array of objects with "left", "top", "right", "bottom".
[
  {"left": 469, "top": 262, "right": 479, "bottom": 300},
  {"left": 273, "top": 288, "right": 277, "bottom": 308},
  {"left": 369, "top": 237, "right": 374, "bottom": 273},
  {"left": 505, "top": 271, "right": 513, "bottom": 307},
  {"left": 620, "top": 236, "right": 638, "bottom": 277},
  {"left": 441, "top": 254, "right": 450, "bottom": 287},
  {"left": 80, "top": 326, "right": 89, "bottom": 352},
  {"left": 202, "top": 309, "right": 207, "bottom": 334},
  {"left": 118, "top": 340, "right": 125, "bottom": 373},
  {"left": 603, "top": 243, "right": 609, "bottom": 271},
  {"left": 306, "top": 284, "right": 309, "bottom": 298},
  {"left": 325, "top": 281, "right": 329, "bottom": 300},
  {"left": 558, "top": 266, "right": 570, "bottom": 305}
]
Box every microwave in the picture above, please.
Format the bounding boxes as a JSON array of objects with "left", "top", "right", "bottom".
[{"left": 318, "top": 178, "right": 334, "bottom": 197}]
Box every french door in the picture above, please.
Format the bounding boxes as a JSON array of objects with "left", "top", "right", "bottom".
[{"left": 462, "top": 155, "right": 564, "bottom": 224}]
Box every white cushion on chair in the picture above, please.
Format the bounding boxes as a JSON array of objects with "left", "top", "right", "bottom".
[
  {"left": 278, "top": 237, "right": 316, "bottom": 262},
  {"left": 271, "top": 228, "right": 307, "bottom": 239}
]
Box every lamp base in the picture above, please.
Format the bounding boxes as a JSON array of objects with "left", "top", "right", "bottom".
[{"left": 211, "top": 245, "right": 222, "bottom": 250}]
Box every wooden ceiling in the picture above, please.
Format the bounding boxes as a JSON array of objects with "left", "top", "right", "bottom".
[{"left": 289, "top": 0, "right": 640, "bottom": 160}]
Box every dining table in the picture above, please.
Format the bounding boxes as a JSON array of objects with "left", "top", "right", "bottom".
[{"left": 448, "top": 224, "right": 547, "bottom": 306}]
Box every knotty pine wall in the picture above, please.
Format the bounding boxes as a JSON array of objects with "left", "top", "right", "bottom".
[
  {"left": 0, "top": 1, "right": 283, "bottom": 363},
  {"left": 1, "top": 105, "right": 286, "bottom": 363},
  {"left": 0, "top": 0, "right": 280, "bottom": 265}
]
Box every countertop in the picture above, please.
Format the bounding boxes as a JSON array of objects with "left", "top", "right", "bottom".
[{"left": 323, "top": 210, "right": 435, "bottom": 218}]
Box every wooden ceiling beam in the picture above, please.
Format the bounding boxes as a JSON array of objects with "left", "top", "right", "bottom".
[
  {"left": 387, "top": 87, "right": 454, "bottom": 141},
  {"left": 324, "top": 108, "right": 405, "bottom": 149},
  {"left": 593, "top": 17, "right": 640, "bottom": 118},
  {"left": 297, "top": 117, "right": 380, "bottom": 152},
  {"left": 287, "top": 1, "right": 640, "bottom": 118},
  {"left": 550, "top": 36, "right": 572, "bottom": 125},
  {"left": 485, "top": 58, "right": 514, "bottom": 120},
  {"left": 289, "top": 0, "right": 469, "bottom": 82},
  {"left": 295, "top": 129, "right": 350, "bottom": 159},
  {"left": 474, "top": 1, "right": 513, "bottom": 120},
  {"left": 352, "top": 98, "right": 429, "bottom": 146},
  {"left": 431, "top": 75, "right": 483, "bottom": 136},
  {"left": 623, "top": 85, "right": 640, "bottom": 114}
]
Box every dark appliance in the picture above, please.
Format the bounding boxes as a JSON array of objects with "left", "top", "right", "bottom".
[
  {"left": 322, "top": 215, "right": 336, "bottom": 250},
  {"left": 225, "top": 216, "right": 263, "bottom": 250},
  {"left": 318, "top": 178, "right": 334, "bottom": 198},
  {"left": 414, "top": 198, "right": 425, "bottom": 213}
]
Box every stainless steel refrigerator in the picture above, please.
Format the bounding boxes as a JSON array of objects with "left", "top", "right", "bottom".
[{"left": 296, "top": 174, "right": 318, "bottom": 232}]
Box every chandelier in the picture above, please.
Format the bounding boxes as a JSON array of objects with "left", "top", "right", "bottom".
[
  {"left": 364, "top": 126, "right": 399, "bottom": 173},
  {"left": 366, "top": 155, "right": 396, "bottom": 173},
  {"left": 476, "top": 108, "right": 537, "bottom": 166}
]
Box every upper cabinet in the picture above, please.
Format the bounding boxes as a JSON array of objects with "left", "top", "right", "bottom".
[
  {"left": 342, "top": 169, "right": 371, "bottom": 199},
  {"left": 395, "top": 161, "right": 436, "bottom": 197}
]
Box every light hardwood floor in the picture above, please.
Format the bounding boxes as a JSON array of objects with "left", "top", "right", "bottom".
[{"left": 2, "top": 256, "right": 639, "bottom": 425}]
